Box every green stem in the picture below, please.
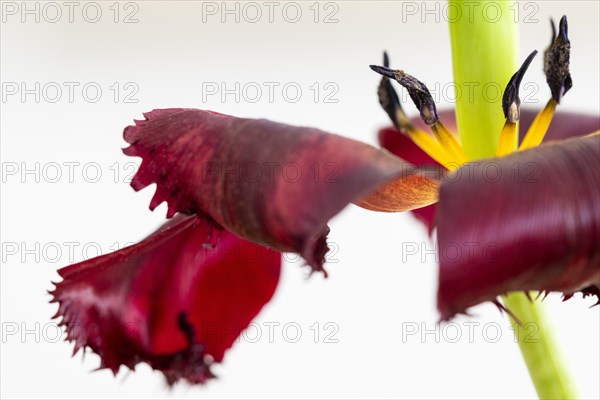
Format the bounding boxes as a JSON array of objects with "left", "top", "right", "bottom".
[
  {"left": 448, "top": 0, "right": 518, "bottom": 159},
  {"left": 448, "top": 1, "right": 577, "bottom": 398},
  {"left": 503, "top": 293, "right": 577, "bottom": 399}
]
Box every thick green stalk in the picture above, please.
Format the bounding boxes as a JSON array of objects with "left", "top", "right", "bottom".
[
  {"left": 447, "top": 1, "right": 578, "bottom": 398},
  {"left": 448, "top": 0, "right": 518, "bottom": 158},
  {"left": 503, "top": 293, "right": 577, "bottom": 399}
]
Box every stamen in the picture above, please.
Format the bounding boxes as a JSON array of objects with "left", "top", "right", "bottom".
[
  {"left": 496, "top": 122, "right": 518, "bottom": 157},
  {"left": 497, "top": 50, "right": 538, "bottom": 156},
  {"left": 407, "top": 127, "right": 460, "bottom": 170},
  {"left": 372, "top": 60, "right": 459, "bottom": 169},
  {"left": 502, "top": 50, "right": 538, "bottom": 124},
  {"left": 371, "top": 64, "right": 468, "bottom": 167},
  {"left": 544, "top": 16, "right": 572, "bottom": 103},
  {"left": 519, "top": 99, "right": 558, "bottom": 150},
  {"left": 520, "top": 16, "right": 572, "bottom": 150},
  {"left": 585, "top": 130, "right": 600, "bottom": 137},
  {"left": 370, "top": 65, "right": 438, "bottom": 125},
  {"left": 431, "top": 122, "right": 468, "bottom": 165},
  {"left": 377, "top": 52, "right": 410, "bottom": 130}
]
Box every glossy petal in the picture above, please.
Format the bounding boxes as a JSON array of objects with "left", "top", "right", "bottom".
[
  {"left": 123, "top": 109, "right": 443, "bottom": 273},
  {"left": 50, "top": 214, "right": 281, "bottom": 384},
  {"left": 437, "top": 135, "right": 600, "bottom": 319}
]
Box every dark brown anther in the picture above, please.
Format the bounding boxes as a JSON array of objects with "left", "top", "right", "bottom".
[
  {"left": 376, "top": 52, "right": 407, "bottom": 130},
  {"left": 502, "top": 50, "right": 538, "bottom": 123},
  {"left": 544, "top": 15, "right": 572, "bottom": 103},
  {"left": 370, "top": 65, "right": 438, "bottom": 126}
]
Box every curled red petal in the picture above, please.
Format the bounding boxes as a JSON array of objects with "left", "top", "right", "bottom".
[
  {"left": 436, "top": 135, "right": 600, "bottom": 320},
  {"left": 50, "top": 214, "right": 281, "bottom": 385},
  {"left": 123, "top": 109, "right": 443, "bottom": 273}
]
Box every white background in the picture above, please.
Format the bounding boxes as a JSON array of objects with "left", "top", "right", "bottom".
[{"left": 1, "top": 1, "right": 599, "bottom": 399}]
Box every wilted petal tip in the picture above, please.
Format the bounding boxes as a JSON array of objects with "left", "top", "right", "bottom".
[
  {"left": 301, "top": 228, "right": 330, "bottom": 277},
  {"left": 564, "top": 285, "right": 600, "bottom": 307}
]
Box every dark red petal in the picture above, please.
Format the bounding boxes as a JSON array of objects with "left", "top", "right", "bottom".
[
  {"left": 410, "top": 204, "right": 437, "bottom": 235},
  {"left": 437, "top": 135, "right": 600, "bottom": 320},
  {"left": 50, "top": 214, "right": 281, "bottom": 385},
  {"left": 123, "top": 109, "right": 443, "bottom": 273},
  {"left": 378, "top": 127, "right": 440, "bottom": 167}
]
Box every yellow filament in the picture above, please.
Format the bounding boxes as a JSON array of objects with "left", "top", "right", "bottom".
[
  {"left": 584, "top": 130, "right": 600, "bottom": 137},
  {"left": 394, "top": 108, "right": 411, "bottom": 129},
  {"left": 519, "top": 99, "right": 558, "bottom": 150},
  {"left": 496, "top": 121, "right": 518, "bottom": 156},
  {"left": 431, "top": 122, "right": 468, "bottom": 167},
  {"left": 406, "top": 127, "right": 460, "bottom": 171}
]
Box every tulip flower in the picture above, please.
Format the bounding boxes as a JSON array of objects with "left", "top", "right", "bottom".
[
  {"left": 373, "top": 13, "right": 598, "bottom": 397},
  {"left": 369, "top": 23, "right": 599, "bottom": 321},
  {"left": 50, "top": 5, "right": 598, "bottom": 398}
]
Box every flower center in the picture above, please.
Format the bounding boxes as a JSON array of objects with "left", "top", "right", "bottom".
[{"left": 371, "top": 15, "right": 585, "bottom": 168}]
